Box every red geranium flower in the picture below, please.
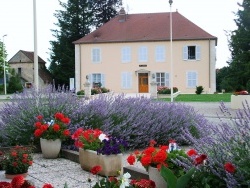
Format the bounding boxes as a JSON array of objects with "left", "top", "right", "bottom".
[
  {"left": 127, "top": 154, "right": 136, "bottom": 165},
  {"left": 91, "top": 165, "right": 102, "bottom": 175},
  {"left": 63, "top": 129, "right": 70, "bottom": 136},
  {"left": 140, "top": 155, "right": 152, "bottom": 167},
  {"left": 61, "top": 117, "right": 70, "bottom": 124},
  {"left": 54, "top": 112, "right": 64, "bottom": 120},
  {"left": 53, "top": 124, "right": 60, "bottom": 132},
  {"left": 34, "top": 129, "right": 43, "bottom": 137},
  {"left": 37, "top": 115, "right": 43, "bottom": 121},
  {"left": 11, "top": 175, "right": 25, "bottom": 188},
  {"left": 224, "top": 162, "right": 236, "bottom": 173},
  {"left": 0, "top": 182, "right": 11, "bottom": 188},
  {"left": 187, "top": 149, "right": 198, "bottom": 157},
  {"left": 43, "top": 183, "right": 54, "bottom": 188},
  {"left": 35, "top": 122, "right": 42, "bottom": 129}
]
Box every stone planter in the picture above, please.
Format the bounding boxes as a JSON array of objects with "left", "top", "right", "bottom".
[
  {"left": 79, "top": 149, "right": 122, "bottom": 176},
  {"left": 148, "top": 166, "right": 167, "bottom": 188},
  {"left": 40, "top": 138, "right": 61, "bottom": 159},
  {"left": 231, "top": 95, "right": 250, "bottom": 109}
]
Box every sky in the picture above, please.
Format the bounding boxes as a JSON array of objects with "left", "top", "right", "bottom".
[{"left": 0, "top": 0, "right": 243, "bottom": 69}]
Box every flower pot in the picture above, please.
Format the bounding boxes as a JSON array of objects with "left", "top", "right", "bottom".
[
  {"left": 148, "top": 166, "right": 167, "bottom": 188},
  {"left": 40, "top": 138, "right": 62, "bottom": 159},
  {"left": 79, "top": 148, "right": 122, "bottom": 176},
  {"left": 5, "top": 172, "right": 28, "bottom": 179}
]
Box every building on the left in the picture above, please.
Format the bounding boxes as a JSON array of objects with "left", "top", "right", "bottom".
[{"left": 8, "top": 50, "right": 53, "bottom": 88}]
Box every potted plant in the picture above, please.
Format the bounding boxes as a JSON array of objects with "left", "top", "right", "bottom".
[
  {"left": 127, "top": 140, "right": 188, "bottom": 188},
  {"left": 33, "top": 112, "right": 71, "bottom": 159},
  {"left": 71, "top": 128, "right": 128, "bottom": 176},
  {"left": 2, "top": 146, "right": 33, "bottom": 179}
]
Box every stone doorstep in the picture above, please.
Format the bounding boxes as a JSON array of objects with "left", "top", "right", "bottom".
[{"left": 60, "top": 149, "right": 149, "bottom": 179}]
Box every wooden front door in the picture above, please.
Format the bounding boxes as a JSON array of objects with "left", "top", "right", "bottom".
[{"left": 139, "top": 73, "right": 149, "bottom": 93}]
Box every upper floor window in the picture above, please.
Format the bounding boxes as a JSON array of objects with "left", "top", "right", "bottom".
[
  {"left": 138, "top": 46, "right": 148, "bottom": 62},
  {"left": 92, "top": 48, "right": 101, "bottom": 63},
  {"left": 156, "top": 72, "right": 169, "bottom": 87},
  {"left": 155, "top": 46, "right": 166, "bottom": 62},
  {"left": 121, "top": 47, "right": 131, "bottom": 63},
  {"left": 183, "top": 45, "right": 201, "bottom": 60},
  {"left": 186, "top": 71, "right": 197, "bottom": 88}
]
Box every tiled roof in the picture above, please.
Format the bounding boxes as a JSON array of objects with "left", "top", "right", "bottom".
[
  {"left": 20, "top": 50, "right": 46, "bottom": 64},
  {"left": 74, "top": 11, "right": 217, "bottom": 44}
]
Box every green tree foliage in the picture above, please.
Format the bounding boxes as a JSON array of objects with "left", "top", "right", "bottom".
[
  {"left": 49, "top": 0, "right": 122, "bottom": 87},
  {"left": 7, "top": 69, "right": 23, "bottom": 94},
  {"left": 0, "top": 40, "right": 8, "bottom": 78},
  {"left": 92, "top": 0, "right": 122, "bottom": 28},
  {"left": 227, "top": 0, "right": 250, "bottom": 91}
]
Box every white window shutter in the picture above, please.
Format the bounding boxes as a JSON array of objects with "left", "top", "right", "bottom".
[
  {"left": 101, "top": 74, "right": 105, "bottom": 87},
  {"left": 121, "top": 72, "right": 126, "bottom": 88},
  {"left": 183, "top": 46, "right": 188, "bottom": 60},
  {"left": 128, "top": 72, "right": 132, "bottom": 88},
  {"left": 196, "top": 46, "right": 201, "bottom": 60},
  {"left": 165, "top": 73, "right": 170, "bottom": 87}
]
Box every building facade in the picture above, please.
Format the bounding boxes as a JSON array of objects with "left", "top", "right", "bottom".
[{"left": 74, "top": 10, "right": 217, "bottom": 94}]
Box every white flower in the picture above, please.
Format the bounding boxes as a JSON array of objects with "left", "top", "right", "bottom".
[
  {"left": 119, "top": 172, "right": 131, "bottom": 188},
  {"left": 99, "top": 133, "right": 109, "bottom": 141},
  {"left": 47, "top": 120, "right": 54, "bottom": 126}
]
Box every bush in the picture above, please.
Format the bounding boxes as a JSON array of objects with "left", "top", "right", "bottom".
[
  {"left": 7, "top": 69, "right": 23, "bottom": 94},
  {"left": 0, "top": 89, "right": 207, "bottom": 151},
  {"left": 157, "top": 86, "right": 178, "bottom": 94},
  {"left": 195, "top": 86, "right": 204, "bottom": 94},
  {"left": 76, "top": 90, "right": 85, "bottom": 95},
  {"left": 0, "top": 85, "right": 85, "bottom": 146},
  {"left": 179, "top": 101, "right": 250, "bottom": 187}
]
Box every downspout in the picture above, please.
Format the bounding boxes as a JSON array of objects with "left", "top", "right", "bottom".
[{"left": 209, "top": 39, "right": 211, "bottom": 92}]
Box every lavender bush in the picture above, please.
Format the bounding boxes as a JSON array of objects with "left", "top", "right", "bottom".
[
  {"left": 70, "top": 94, "right": 208, "bottom": 149},
  {"left": 0, "top": 85, "right": 86, "bottom": 146},
  {"left": 0, "top": 90, "right": 208, "bottom": 151},
  {"left": 179, "top": 101, "right": 250, "bottom": 187}
]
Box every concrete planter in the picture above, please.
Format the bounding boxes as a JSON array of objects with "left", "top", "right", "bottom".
[
  {"left": 231, "top": 95, "right": 250, "bottom": 109},
  {"left": 79, "top": 149, "right": 122, "bottom": 176}
]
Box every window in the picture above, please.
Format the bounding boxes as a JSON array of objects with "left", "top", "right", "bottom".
[
  {"left": 122, "top": 47, "right": 131, "bottom": 63},
  {"left": 156, "top": 72, "right": 169, "bottom": 87},
  {"left": 92, "top": 48, "right": 101, "bottom": 63},
  {"left": 121, "top": 72, "right": 132, "bottom": 89},
  {"left": 186, "top": 71, "right": 197, "bottom": 88},
  {"left": 18, "top": 68, "right": 22, "bottom": 76},
  {"left": 183, "top": 45, "right": 201, "bottom": 60},
  {"left": 138, "top": 46, "right": 148, "bottom": 62},
  {"left": 90, "top": 73, "right": 105, "bottom": 87},
  {"left": 155, "top": 46, "right": 165, "bottom": 62}
]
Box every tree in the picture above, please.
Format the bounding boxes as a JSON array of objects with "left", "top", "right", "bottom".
[
  {"left": 49, "top": 0, "right": 92, "bottom": 87},
  {"left": 227, "top": 0, "right": 250, "bottom": 91},
  {"left": 92, "top": 0, "right": 122, "bottom": 28},
  {"left": 7, "top": 69, "right": 23, "bottom": 94},
  {"left": 49, "top": 0, "right": 122, "bottom": 87},
  {"left": 0, "top": 40, "right": 8, "bottom": 80}
]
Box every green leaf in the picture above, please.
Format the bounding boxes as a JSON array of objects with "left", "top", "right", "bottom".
[
  {"left": 160, "top": 166, "right": 177, "bottom": 188},
  {"left": 176, "top": 167, "right": 195, "bottom": 188}
]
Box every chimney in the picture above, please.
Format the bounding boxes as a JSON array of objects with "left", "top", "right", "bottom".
[{"left": 119, "top": 7, "right": 126, "bottom": 22}]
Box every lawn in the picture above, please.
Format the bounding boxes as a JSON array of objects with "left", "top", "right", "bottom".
[{"left": 159, "top": 93, "right": 231, "bottom": 102}]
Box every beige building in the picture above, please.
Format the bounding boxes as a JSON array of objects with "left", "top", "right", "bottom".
[
  {"left": 8, "top": 50, "right": 52, "bottom": 88},
  {"left": 74, "top": 10, "right": 217, "bottom": 94}
]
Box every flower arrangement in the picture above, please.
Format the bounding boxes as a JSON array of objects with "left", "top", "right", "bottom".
[
  {"left": 233, "top": 90, "right": 249, "bottom": 95},
  {"left": 33, "top": 112, "right": 71, "bottom": 141},
  {"left": 127, "top": 140, "right": 187, "bottom": 173},
  {"left": 90, "top": 165, "right": 156, "bottom": 188},
  {"left": 3, "top": 146, "right": 33, "bottom": 175},
  {"left": 157, "top": 86, "right": 178, "bottom": 94},
  {"left": 71, "top": 128, "right": 127, "bottom": 155}
]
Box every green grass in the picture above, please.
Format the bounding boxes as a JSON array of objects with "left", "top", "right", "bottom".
[{"left": 159, "top": 93, "right": 231, "bottom": 102}]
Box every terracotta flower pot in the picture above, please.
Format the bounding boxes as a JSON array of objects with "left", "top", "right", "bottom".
[
  {"left": 5, "top": 172, "right": 28, "bottom": 179},
  {"left": 79, "top": 148, "right": 122, "bottom": 176}
]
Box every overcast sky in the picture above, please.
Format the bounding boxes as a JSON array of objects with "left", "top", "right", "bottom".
[{"left": 0, "top": 0, "right": 242, "bottom": 68}]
